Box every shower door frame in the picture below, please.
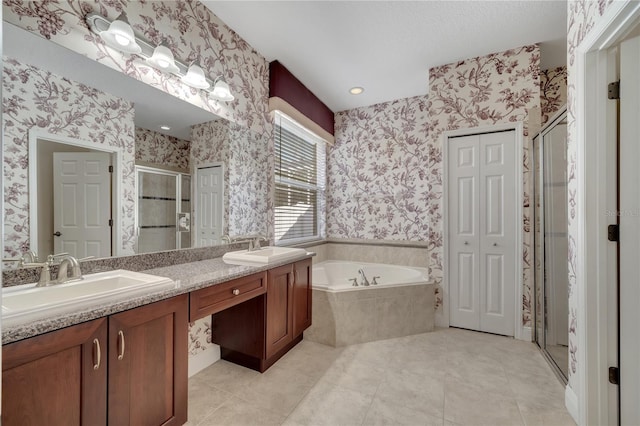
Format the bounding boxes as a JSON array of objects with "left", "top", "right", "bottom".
[
  {"left": 134, "top": 165, "right": 192, "bottom": 253},
  {"left": 532, "top": 106, "right": 569, "bottom": 385}
]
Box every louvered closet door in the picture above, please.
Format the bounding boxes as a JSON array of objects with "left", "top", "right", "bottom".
[{"left": 449, "top": 130, "right": 516, "bottom": 336}]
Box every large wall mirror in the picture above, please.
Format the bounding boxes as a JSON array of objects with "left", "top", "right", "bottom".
[{"left": 3, "top": 22, "right": 269, "bottom": 267}]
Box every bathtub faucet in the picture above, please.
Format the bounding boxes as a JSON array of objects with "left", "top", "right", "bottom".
[{"left": 358, "top": 269, "right": 370, "bottom": 286}]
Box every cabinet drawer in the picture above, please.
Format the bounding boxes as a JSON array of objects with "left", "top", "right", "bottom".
[{"left": 190, "top": 272, "right": 267, "bottom": 321}]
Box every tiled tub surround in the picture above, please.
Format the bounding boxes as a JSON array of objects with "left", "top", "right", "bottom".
[
  {"left": 304, "top": 239, "right": 430, "bottom": 268},
  {"left": 305, "top": 260, "right": 434, "bottom": 347},
  {"left": 1, "top": 248, "right": 314, "bottom": 344}
]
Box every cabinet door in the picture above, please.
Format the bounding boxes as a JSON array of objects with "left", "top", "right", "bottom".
[
  {"left": 266, "top": 264, "right": 294, "bottom": 358},
  {"left": 293, "top": 258, "right": 312, "bottom": 337},
  {"left": 108, "top": 295, "right": 188, "bottom": 426},
  {"left": 2, "top": 318, "right": 107, "bottom": 426}
]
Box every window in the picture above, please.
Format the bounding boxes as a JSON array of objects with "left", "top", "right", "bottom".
[{"left": 274, "top": 111, "right": 326, "bottom": 245}]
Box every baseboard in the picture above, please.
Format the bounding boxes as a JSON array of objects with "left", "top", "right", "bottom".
[
  {"left": 517, "top": 326, "right": 532, "bottom": 342},
  {"left": 188, "top": 344, "right": 221, "bottom": 378},
  {"left": 565, "top": 384, "right": 579, "bottom": 424}
]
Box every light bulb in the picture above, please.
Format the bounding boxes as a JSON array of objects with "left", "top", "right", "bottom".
[{"left": 114, "top": 33, "right": 130, "bottom": 46}]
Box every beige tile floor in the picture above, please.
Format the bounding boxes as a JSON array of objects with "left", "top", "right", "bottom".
[{"left": 186, "top": 328, "right": 575, "bottom": 426}]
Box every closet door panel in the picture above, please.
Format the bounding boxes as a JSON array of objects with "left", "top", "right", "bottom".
[
  {"left": 479, "top": 131, "right": 516, "bottom": 336},
  {"left": 449, "top": 135, "right": 480, "bottom": 329}
]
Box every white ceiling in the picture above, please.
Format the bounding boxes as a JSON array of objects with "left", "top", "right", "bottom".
[
  {"left": 4, "top": 23, "right": 218, "bottom": 141},
  {"left": 205, "top": 1, "right": 568, "bottom": 112}
]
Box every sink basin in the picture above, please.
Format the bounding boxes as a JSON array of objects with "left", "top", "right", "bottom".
[
  {"left": 2, "top": 270, "right": 175, "bottom": 326},
  {"left": 222, "top": 246, "right": 307, "bottom": 266}
]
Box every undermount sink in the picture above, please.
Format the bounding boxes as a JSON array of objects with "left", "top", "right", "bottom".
[
  {"left": 222, "top": 246, "right": 307, "bottom": 266},
  {"left": 2, "top": 270, "right": 176, "bottom": 326}
]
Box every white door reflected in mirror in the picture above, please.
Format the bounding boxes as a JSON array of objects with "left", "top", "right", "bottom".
[
  {"left": 54, "top": 152, "right": 112, "bottom": 258},
  {"left": 195, "top": 165, "right": 223, "bottom": 247}
]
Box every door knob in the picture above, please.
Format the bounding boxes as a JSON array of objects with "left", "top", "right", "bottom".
[{"left": 53, "top": 231, "right": 62, "bottom": 237}]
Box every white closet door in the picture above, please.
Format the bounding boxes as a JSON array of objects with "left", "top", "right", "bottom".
[
  {"left": 195, "top": 165, "right": 223, "bottom": 247},
  {"left": 478, "top": 131, "right": 516, "bottom": 336},
  {"left": 448, "top": 130, "right": 516, "bottom": 336},
  {"left": 449, "top": 135, "right": 481, "bottom": 330}
]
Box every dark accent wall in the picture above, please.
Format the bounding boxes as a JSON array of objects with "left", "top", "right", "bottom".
[{"left": 269, "top": 61, "right": 334, "bottom": 135}]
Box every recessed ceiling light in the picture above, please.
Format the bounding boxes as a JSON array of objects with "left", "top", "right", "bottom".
[
  {"left": 349, "top": 87, "right": 364, "bottom": 95},
  {"left": 160, "top": 125, "right": 171, "bottom": 130}
]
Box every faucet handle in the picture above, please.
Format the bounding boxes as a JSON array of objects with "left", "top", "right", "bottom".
[
  {"left": 372, "top": 276, "right": 380, "bottom": 285},
  {"left": 349, "top": 278, "right": 359, "bottom": 287}
]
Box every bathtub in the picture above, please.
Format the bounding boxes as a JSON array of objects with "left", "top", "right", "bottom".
[
  {"left": 305, "top": 260, "right": 435, "bottom": 347},
  {"left": 312, "top": 260, "right": 429, "bottom": 291}
]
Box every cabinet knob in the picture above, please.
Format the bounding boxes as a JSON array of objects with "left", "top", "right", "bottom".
[
  {"left": 464, "top": 241, "right": 469, "bottom": 245},
  {"left": 232, "top": 288, "right": 240, "bottom": 296}
]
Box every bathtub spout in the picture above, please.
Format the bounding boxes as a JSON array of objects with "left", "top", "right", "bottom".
[{"left": 358, "top": 269, "right": 370, "bottom": 286}]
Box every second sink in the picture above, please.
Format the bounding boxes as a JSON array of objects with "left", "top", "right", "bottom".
[{"left": 222, "top": 246, "right": 307, "bottom": 266}]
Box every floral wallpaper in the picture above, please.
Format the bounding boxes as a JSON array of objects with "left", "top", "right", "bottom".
[
  {"left": 566, "top": 0, "right": 615, "bottom": 390},
  {"left": 190, "top": 119, "right": 270, "bottom": 239},
  {"left": 328, "top": 96, "right": 431, "bottom": 241},
  {"left": 540, "top": 66, "right": 568, "bottom": 125},
  {"left": 189, "top": 317, "right": 214, "bottom": 357},
  {"left": 3, "top": 0, "right": 271, "bottom": 136},
  {"left": 427, "top": 45, "right": 541, "bottom": 326},
  {"left": 2, "top": 57, "right": 136, "bottom": 257},
  {"left": 135, "top": 127, "right": 190, "bottom": 171}
]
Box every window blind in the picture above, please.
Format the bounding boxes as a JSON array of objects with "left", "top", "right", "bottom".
[{"left": 274, "top": 112, "right": 325, "bottom": 244}]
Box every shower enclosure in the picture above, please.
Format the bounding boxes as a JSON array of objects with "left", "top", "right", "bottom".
[
  {"left": 533, "top": 107, "right": 569, "bottom": 381},
  {"left": 135, "top": 166, "right": 192, "bottom": 253}
]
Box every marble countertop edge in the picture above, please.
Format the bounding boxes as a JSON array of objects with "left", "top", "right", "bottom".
[{"left": 2, "top": 253, "right": 315, "bottom": 344}]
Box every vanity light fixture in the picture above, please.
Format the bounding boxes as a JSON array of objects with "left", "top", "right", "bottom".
[
  {"left": 86, "top": 13, "right": 234, "bottom": 102},
  {"left": 181, "top": 61, "right": 210, "bottom": 90},
  {"left": 210, "top": 78, "right": 235, "bottom": 102},
  {"left": 98, "top": 12, "right": 141, "bottom": 54},
  {"left": 349, "top": 87, "right": 364, "bottom": 95},
  {"left": 146, "top": 40, "right": 180, "bottom": 74}
]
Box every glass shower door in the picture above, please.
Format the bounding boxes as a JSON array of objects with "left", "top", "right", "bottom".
[
  {"left": 136, "top": 167, "right": 191, "bottom": 253},
  {"left": 533, "top": 108, "right": 569, "bottom": 381}
]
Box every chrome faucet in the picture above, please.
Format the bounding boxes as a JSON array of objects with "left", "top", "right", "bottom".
[
  {"left": 223, "top": 234, "right": 267, "bottom": 251},
  {"left": 20, "top": 250, "right": 38, "bottom": 267},
  {"left": 358, "top": 269, "right": 370, "bottom": 286},
  {"left": 57, "top": 255, "right": 83, "bottom": 284}
]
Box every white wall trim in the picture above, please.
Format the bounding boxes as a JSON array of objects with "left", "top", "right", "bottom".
[
  {"left": 574, "top": 2, "right": 640, "bottom": 425},
  {"left": 565, "top": 385, "right": 579, "bottom": 423},
  {"left": 28, "top": 130, "right": 124, "bottom": 257},
  {"left": 441, "top": 122, "right": 525, "bottom": 340},
  {"left": 188, "top": 345, "right": 220, "bottom": 378}
]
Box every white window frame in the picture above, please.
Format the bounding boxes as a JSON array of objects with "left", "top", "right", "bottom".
[{"left": 274, "top": 111, "right": 326, "bottom": 246}]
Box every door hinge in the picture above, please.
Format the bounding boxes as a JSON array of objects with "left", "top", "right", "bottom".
[
  {"left": 608, "top": 224, "right": 619, "bottom": 241},
  {"left": 608, "top": 81, "right": 620, "bottom": 99},
  {"left": 108, "top": 165, "right": 114, "bottom": 173},
  {"left": 609, "top": 366, "right": 619, "bottom": 385},
  {"left": 108, "top": 219, "right": 113, "bottom": 227}
]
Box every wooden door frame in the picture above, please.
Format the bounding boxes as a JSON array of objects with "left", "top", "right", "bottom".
[
  {"left": 28, "top": 130, "right": 123, "bottom": 257},
  {"left": 441, "top": 122, "right": 525, "bottom": 340},
  {"left": 573, "top": 2, "right": 640, "bottom": 424}
]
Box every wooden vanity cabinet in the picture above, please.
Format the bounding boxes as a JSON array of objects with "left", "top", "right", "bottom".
[
  {"left": 292, "top": 258, "right": 312, "bottom": 337},
  {"left": 212, "top": 258, "right": 313, "bottom": 372},
  {"left": 2, "top": 318, "right": 107, "bottom": 426},
  {"left": 108, "top": 294, "right": 188, "bottom": 426},
  {"left": 1, "top": 295, "right": 188, "bottom": 426}
]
